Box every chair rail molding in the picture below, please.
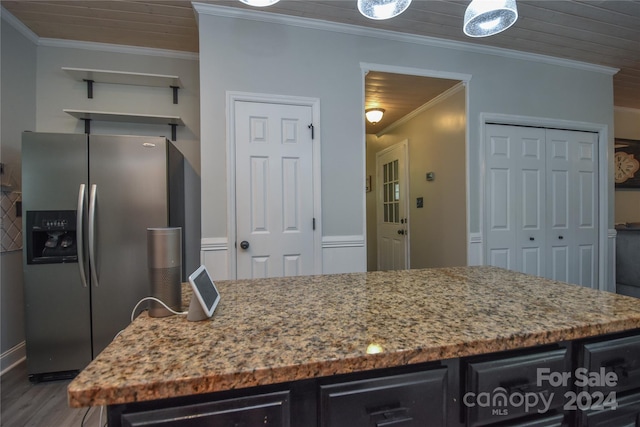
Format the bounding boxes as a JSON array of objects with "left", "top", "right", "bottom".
[{"left": 322, "top": 235, "right": 366, "bottom": 274}]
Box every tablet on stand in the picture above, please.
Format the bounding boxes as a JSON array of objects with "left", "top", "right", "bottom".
[{"left": 187, "top": 265, "right": 221, "bottom": 322}]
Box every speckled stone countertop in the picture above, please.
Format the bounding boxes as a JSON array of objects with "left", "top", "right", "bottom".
[{"left": 68, "top": 266, "right": 640, "bottom": 408}]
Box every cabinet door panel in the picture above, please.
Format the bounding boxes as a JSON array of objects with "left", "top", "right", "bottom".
[
  {"left": 466, "top": 348, "right": 569, "bottom": 427},
  {"left": 121, "top": 391, "right": 290, "bottom": 427},
  {"left": 320, "top": 369, "right": 447, "bottom": 427},
  {"left": 581, "top": 334, "right": 640, "bottom": 395},
  {"left": 502, "top": 413, "right": 565, "bottom": 426},
  {"left": 580, "top": 391, "right": 640, "bottom": 427}
]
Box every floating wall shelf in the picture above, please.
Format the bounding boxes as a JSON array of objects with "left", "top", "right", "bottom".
[
  {"left": 62, "top": 67, "right": 183, "bottom": 104},
  {"left": 64, "top": 109, "right": 184, "bottom": 141}
]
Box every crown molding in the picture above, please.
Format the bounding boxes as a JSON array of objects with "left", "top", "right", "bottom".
[
  {"left": 192, "top": 3, "right": 618, "bottom": 76},
  {"left": 38, "top": 38, "right": 199, "bottom": 61},
  {"left": 377, "top": 82, "right": 466, "bottom": 137},
  {"left": 0, "top": 6, "right": 39, "bottom": 44}
]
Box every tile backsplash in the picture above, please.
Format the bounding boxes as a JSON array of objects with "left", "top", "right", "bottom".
[{"left": 1, "top": 191, "right": 22, "bottom": 252}]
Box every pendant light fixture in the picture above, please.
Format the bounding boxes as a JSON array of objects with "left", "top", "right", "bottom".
[
  {"left": 463, "top": 0, "right": 518, "bottom": 37},
  {"left": 365, "top": 108, "right": 385, "bottom": 124},
  {"left": 357, "top": 0, "right": 412, "bottom": 20},
  {"left": 239, "top": 0, "right": 280, "bottom": 7}
]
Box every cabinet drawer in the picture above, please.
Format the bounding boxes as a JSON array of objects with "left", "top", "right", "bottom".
[
  {"left": 121, "top": 391, "right": 290, "bottom": 427},
  {"left": 501, "top": 413, "right": 565, "bottom": 427},
  {"left": 319, "top": 368, "right": 447, "bottom": 427},
  {"left": 466, "top": 348, "right": 569, "bottom": 427},
  {"left": 581, "top": 334, "right": 640, "bottom": 394},
  {"left": 579, "top": 390, "right": 640, "bottom": 427}
]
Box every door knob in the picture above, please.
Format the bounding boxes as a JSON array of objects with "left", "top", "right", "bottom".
[
  {"left": 529, "top": 237, "right": 535, "bottom": 241},
  {"left": 397, "top": 230, "right": 405, "bottom": 235},
  {"left": 240, "top": 240, "right": 250, "bottom": 250},
  {"left": 559, "top": 236, "right": 564, "bottom": 240}
]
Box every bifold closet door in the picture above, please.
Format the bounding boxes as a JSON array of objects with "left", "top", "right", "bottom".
[
  {"left": 485, "top": 125, "right": 547, "bottom": 277},
  {"left": 485, "top": 124, "right": 598, "bottom": 287},
  {"left": 546, "top": 129, "right": 598, "bottom": 287}
]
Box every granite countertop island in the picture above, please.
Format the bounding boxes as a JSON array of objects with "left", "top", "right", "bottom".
[{"left": 67, "top": 266, "right": 640, "bottom": 409}]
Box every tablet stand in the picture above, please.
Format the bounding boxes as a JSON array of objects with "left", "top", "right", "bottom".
[{"left": 187, "top": 294, "right": 209, "bottom": 322}]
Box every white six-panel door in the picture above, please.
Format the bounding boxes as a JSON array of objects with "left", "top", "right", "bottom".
[
  {"left": 546, "top": 129, "right": 598, "bottom": 287},
  {"left": 485, "top": 124, "right": 598, "bottom": 287},
  {"left": 485, "top": 125, "right": 547, "bottom": 276},
  {"left": 235, "top": 101, "right": 315, "bottom": 279}
]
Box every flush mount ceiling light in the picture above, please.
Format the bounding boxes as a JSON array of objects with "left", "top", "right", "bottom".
[
  {"left": 365, "top": 108, "right": 385, "bottom": 124},
  {"left": 463, "top": 0, "right": 518, "bottom": 37},
  {"left": 357, "top": 0, "right": 412, "bottom": 20},
  {"left": 238, "top": 0, "right": 280, "bottom": 6}
]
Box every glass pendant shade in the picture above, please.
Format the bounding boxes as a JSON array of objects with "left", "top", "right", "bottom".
[
  {"left": 365, "top": 108, "right": 385, "bottom": 124},
  {"left": 239, "top": 0, "right": 280, "bottom": 7},
  {"left": 463, "top": 0, "right": 518, "bottom": 37},
  {"left": 357, "top": 0, "right": 412, "bottom": 20}
]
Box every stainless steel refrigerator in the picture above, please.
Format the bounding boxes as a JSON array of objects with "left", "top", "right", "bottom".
[{"left": 22, "top": 132, "right": 187, "bottom": 381}]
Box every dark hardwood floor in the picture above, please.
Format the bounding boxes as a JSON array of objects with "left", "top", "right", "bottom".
[{"left": 1, "top": 361, "right": 103, "bottom": 426}]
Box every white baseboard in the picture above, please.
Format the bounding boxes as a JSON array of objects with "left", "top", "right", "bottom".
[{"left": 1, "top": 341, "right": 25, "bottom": 376}]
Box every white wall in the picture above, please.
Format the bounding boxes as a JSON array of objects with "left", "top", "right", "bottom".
[
  {"left": 1, "top": 11, "right": 36, "bottom": 371},
  {"left": 614, "top": 107, "right": 640, "bottom": 223},
  {"left": 34, "top": 42, "right": 200, "bottom": 172},
  {"left": 195, "top": 5, "right": 615, "bottom": 274}
]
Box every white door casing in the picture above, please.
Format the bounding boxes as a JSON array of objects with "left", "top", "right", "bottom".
[
  {"left": 484, "top": 124, "right": 599, "bottom": 287},
  {"left": 232, "top": 97, "right": 319, "bottom": 279},
  {"left": 376, "top": 140, "right": 409, "bottom": 271}
]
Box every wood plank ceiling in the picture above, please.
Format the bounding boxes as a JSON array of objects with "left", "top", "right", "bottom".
[{"left": 3, "top": 0, "right": 639, "bottom": 128}]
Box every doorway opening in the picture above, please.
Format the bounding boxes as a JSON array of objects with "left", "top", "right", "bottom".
[{"left": 364, "top": 71, "right": 467, "bottom": 271}]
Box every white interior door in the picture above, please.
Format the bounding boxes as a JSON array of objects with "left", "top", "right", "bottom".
[
  {"left": 546, "top": 129, "right": 598, "bottom": 287},
  {"left": 376, "top": 140, "right": 409, "bottom": 271},
  {"left": 485, "top": 125, "right": 546, "bottom": 275},
  {"left": 235, "top": 101, "right": 315, "bottom": 279},
  {"left": 485, "top": 124, "right": 599, "bottom": 287}
]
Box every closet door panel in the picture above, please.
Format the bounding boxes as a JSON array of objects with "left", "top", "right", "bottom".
[
  {"left": 485, "top": 126, "right": 517, "bottom": 271},
  {"left": 574, "top": 133, "right": 599, "bottom": 288},
  {"left": 485, "top": 125, "right": 546, "bottom": 276}
]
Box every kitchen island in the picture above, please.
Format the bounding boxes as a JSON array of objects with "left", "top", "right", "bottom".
[{"left": 68, "top": 266, "right": 640, "bottom": 426}]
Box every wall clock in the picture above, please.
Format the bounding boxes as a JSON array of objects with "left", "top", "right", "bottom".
[{"left": 614, "top": 138, "right": 640, "bottom": 189}]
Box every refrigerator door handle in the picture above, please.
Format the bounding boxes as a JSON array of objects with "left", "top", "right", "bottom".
[
  {"left": 76, "top": 184, "right": 88, "bottom": 288},
  {"left": 88, "top": 184, "right": 99, "bottom": 287}
]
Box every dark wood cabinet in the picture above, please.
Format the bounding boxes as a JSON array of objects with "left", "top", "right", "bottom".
[
  {"left": 120, "top": 391, "right": 290, "bottom": 427},
  {"left": 579, "top": 391, "right": 640, "bottom": 427},
  {"left": 465, "top": 348, "right": 569, "bottom": 427},
  {"left": 580, "top": 334, "right": 640, "bottom": 395},
  {"left": 499, "top": 413, "right": 565, "bottom": 427},
  {"left": 577, "top": 332, "right": 640, "bottom": 426},
  {"left": 319, "top": 368, "right": 448, "bottom": 427}
]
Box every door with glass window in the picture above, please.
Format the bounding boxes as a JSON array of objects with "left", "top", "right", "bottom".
[{"left": 376, "top": 140, "right": 409, "bottom": 270}]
